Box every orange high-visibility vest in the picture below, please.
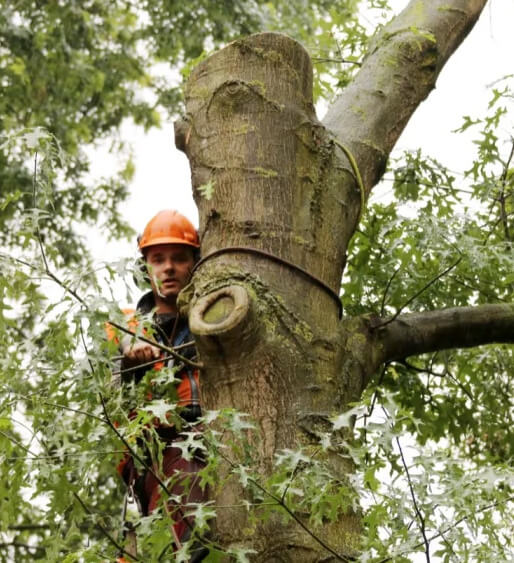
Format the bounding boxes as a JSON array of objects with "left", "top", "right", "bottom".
[
  {"left": 106, "top": 309, "right": 200, "bottom": 409},
  {"left": 106, "top": 310, "right": 201, "bottom": 477}
]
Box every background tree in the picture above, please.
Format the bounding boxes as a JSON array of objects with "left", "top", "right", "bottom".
[
  {"left": 0, "top": 2, "right": 374, "bottom": 560},
  {"left": 0, "top": 0, "right": 367, "bottom": 263},
  {"left": 0, "top": 0, "right": 512, "bottom": 561}
]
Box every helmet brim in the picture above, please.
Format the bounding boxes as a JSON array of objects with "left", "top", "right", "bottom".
[{"left": 139, "top": 236, "right": 200, "bottom": 250}]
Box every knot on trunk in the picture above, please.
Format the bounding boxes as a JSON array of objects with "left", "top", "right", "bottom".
[{"left": 189, "top": 285, "right": 256, "bottom": 356}]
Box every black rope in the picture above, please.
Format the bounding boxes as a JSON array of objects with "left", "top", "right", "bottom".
[{"left": 191, "top": 246, "right": 343, "bottom": 318}]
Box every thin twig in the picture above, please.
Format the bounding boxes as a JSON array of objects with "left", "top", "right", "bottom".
[
  {"left": 40, "top": 400, "right": 105, "bottom": 423},
  {"left": 6, "top": 450, "right": 125, "bottom": 462},
  {"left": 98, "top": 393, "right": 204, "bottom": 544},
  {"left": 111, "top": 342, "right": 197, "bottom": 377},
  {"left": 0, "top": 430, "right": 39, "bottom": 458},
  {"left": 79, "top": 322, "right": 96, "bottom": 375},
  {"left": 394, "top": 433, "right": 431, "bottom": 562},
  {"left": 280, "top": 448, "right": 321, "bottom": 504},
  {"left": 1, "top": 429, "right": 136, "bottom": 562},
  {"left": 311, "top": 57, "right": 362, "bottom": 66},
  {"left": 107, "top": 320, "right": 203, "bottom": 369},
  {"left": 380, "top": 266, "right": 401, "bottom": 317},
  {"left": 498, "top": 137, "right": 514, "bottom": 242},
  {"left": 400, "top": 360, "right": 474, "bottom": 402},
  {"left": 447, "top": 273, "right": 507, "bottom": 303},
  {"left": 0, "top": 541, "right": 44, "bottom": 554},
  {"left": 377, "top": 496, "right": 514, "bottom": 563},
  {"left": 204, "top": 434, "right": 355, "bottom": 562},
  {"left": 98, "top": 394, "right": 173, "bottom": 498},
  {"left": 7, "top": 524, "right": 50, "bottom": 531},
  {"left": 111, "top": 354, "right": 177, "bottom": 376},
  {"left": 362, "top": 363, "right": 389, "bottom": 464},
  {"left": 111, "top": 341, "right": 194, "bottom": 363},
  {"left": 0, "top": 252, "right": 39, "bottom": 271},
  {"left": 73, "top": 492, "right": 140, "bottom": 562},
  {"left": 425, "top": 496, "right": 514, "bottom": 548},
  {"left": 372, "top": 257, "right": 462, "bottom": 329}
]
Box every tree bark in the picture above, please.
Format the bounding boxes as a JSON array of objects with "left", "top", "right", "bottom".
[
  {"left": 373, "top": 303, "right": 514, "bottom": 366},
  {"left": 323, "top": 0, "right": 487, "bottom": 201},
  {"left": 173, "top": 1, "right": 500, "bottom": 559}
]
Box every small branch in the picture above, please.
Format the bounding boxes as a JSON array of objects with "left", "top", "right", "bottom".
[
  {"left": 377, "top": 496, "right": 514, "bottom": 563},
  {"left": 98, "top": 394, "right": 173, "bottom": 499},
  {"left": 1, "top": 427, "right": 135, "bottom": 560},
  {"left": 32, "top": 158, "right": 86, "bottom": 307},
  {"left": 73, "top": 492, "right": 140, "bottom": 562},
  {"left": 372, "top": 258, "right": 462, "bottom": 330},
  {"left": 6, "top": 450, "right": 125, "bottom": 462},
  {"left": 393, "top": 430, "right": 431, "bottom": 562},
  {"left": 447, "top": 273, "right": 507, "bottom": 303},
  {"left": 280, "top": 448, "right": 321, "bottom": 504},
  {"left": 425, "top": 495, "right": 514, "bottom": 548},
  {"left": 400, "top": 359, "right": 474, "bottom": 402},
  {"left": 0, "top": 429, "right": 39, "bottom": 458},
  {"left": 0, "top": 541, "right": 44, "bottom": 554},
  {"left": 111, "top": 340, "right": 197, "bottom": 376},
  {"left": 111, "top": 340, "right": 193, "bottom": 363},
  {"left": 106, "top": 320, "right": 203, "bottom": 369},
  {"left": 204, "top": 434, "right": 355, "bottom": 562},
  {"left": 498, "top": 138, "right": 514, "bottom": 242},
  {"left": 312, "top": 57, "right": 362, "bottom": 66},
  {"left": 111, "top": 354, "right": 177, "bottom": 376},
  {"left": 380, "top": 266, "right": 401, "bottom": 317},
  {"left": 362, "top": 363, "right": 389, "bottom": 464},
  {"left": 0, "top": 252, "right": 39, "bottom": 272},
  {"left": 7, "top": 524, "right": 50, "bottom": 531},
  {"left": 98, "top": 394, "right": 202, "bottom": 544},
  {"left": 79, "top": 322, "right": 96, "bottom": 376},
  {"left": 39, "top": 400, "right": 105, "bottom": 423}
]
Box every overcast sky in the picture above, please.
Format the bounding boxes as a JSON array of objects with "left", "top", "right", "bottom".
[{"left": 92, "top": 0, "right": 513, "bottom": 301}]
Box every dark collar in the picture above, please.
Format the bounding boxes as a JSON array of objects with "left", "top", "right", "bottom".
[{"left": 136, "top": 291, "right": 187, "bottom": 340}]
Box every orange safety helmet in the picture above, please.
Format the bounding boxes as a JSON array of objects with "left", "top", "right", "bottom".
[{"left": 138, "top": 210, "right": 199, "bottom": 252}]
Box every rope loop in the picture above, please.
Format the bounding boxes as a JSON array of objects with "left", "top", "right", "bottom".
[{"left": 191, "top": 246, "right": 343, "bottom": 318}]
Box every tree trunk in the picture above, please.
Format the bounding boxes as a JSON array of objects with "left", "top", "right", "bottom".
[
  {"left": 173, "top": 2, "right": 508, "bottom": 559},
  {"left": 177, "top": 32, "right": 364, "bottom": 560}
]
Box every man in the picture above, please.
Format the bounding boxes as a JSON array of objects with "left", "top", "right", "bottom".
[{"left": 114, "top": 209, "right": 207, "bottom": 560}]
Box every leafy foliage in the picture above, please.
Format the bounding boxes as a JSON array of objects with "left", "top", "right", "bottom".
[
  {"left": 0, "top": 0, "right": 374, "bottom": 270},
  {"left": 342, "top": 81, "right": 513, "bottom": 466},
  {"left": 0, "top": 2, "right": 513, "bottom": 562},
  {"left": 338, "top": 80, "right": 514, "bottom": 559}
]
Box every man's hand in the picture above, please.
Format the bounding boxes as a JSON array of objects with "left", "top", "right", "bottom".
[{"left": 121, "top": 338, "right": 161, "bottom": 367}]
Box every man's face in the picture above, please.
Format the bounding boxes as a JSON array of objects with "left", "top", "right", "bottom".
[{"left": 144, "top": 244, "right": 195, "bottom": 304}]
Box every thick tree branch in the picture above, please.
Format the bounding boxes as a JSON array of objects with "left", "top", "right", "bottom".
[
  {"left": 373, "top": 303, "right": 514, "bottom": 365},
  {"left": 323, "top": 0, "right": 487, "bottom": 192}
]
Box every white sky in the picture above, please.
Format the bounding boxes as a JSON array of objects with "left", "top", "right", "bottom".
[{"left": 92, "top": 0, "right": 514, "bottom": 295}]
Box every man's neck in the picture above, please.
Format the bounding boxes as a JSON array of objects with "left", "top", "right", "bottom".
[{"left": 154, "top": 294, "right": 178, "bottom": 315}]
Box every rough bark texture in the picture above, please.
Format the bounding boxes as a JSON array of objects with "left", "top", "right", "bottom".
[
  {"left": 177, "top": 32, "right": 367, "bottom": 559},
  {"left": 172, "top": 1, "right": 512, "bottom": 560},
  {"left": 323, "top": 0, "right": 487, "bottom": 193},
  {"left": 375, "top": 304, "right": 514, "bottom": 366}
]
